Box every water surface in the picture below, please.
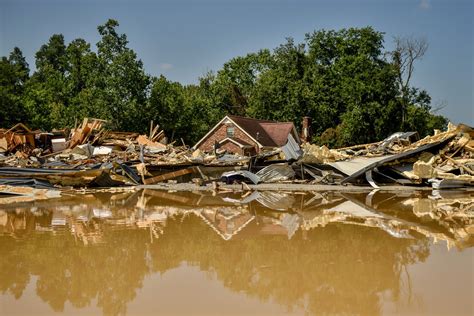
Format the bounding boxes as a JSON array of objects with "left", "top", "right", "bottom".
[{"left": 1, "top": 189, "right": 473, "bottom": 315}]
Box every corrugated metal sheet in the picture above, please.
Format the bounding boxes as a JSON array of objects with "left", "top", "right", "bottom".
[
  {"left": 281, "top": 134, "right": 303, "bottom": 160},
  {"left": 255, "top": 163, "right": 295, "bottom": 182}
]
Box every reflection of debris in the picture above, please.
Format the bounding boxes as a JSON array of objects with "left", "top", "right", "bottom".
[
  {"left": 240, "top": 191, "right": 296, "bottom": 211},
  {"left": 0, "top": 190, "right": 472, "bottom": 248},
  {"left": 0, "top": 184, "right": 60, "bottom": 204},
  {"left": 377, "top": 222, "right": 413, "bottom": 239},
  {"left": 92, "top": 209, "right": 113, "bottom": 219},
  {"left": 326, "top": 200, "right": 383, "bottom": 218},
  {"left": 281, "top": 213, "right": 300, "bottom": 239}
]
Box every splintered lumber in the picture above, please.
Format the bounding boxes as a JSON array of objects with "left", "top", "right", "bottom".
[
  {"left": 69, "top": 118, "right": 106, "bottom": 149},
  {"left": 137, "top": 135, "right": 167, "bottom": 150},
  {"left": 153, "top": 130, "right": 165, "bottom": 142},
  {"left": 143, "top": 167, "right": 196, "bottom": 185},
  {"left": 0, "top": 137, "right": 7, "bottom": 152}
]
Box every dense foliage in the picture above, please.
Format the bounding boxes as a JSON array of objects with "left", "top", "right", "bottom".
[{"left": 0, "top": 19, "right": 447, "bottom": 146}]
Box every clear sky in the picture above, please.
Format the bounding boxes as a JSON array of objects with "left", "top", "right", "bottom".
[{"left": 1, "top": 0, "right": 472, "bottom": 124}]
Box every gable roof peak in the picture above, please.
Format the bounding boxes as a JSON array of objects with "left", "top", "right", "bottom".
[{"left": 227, "top": 115, "right": 297, "bottom": 147}]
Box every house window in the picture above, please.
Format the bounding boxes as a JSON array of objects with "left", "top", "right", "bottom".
[{"left": 226, "top": 126, "right": 235, "bottom": 138}]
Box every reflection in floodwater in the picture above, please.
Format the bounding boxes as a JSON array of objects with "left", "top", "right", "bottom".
[{"left": 0, "top": 189, "right": 473, "bottom": 315}]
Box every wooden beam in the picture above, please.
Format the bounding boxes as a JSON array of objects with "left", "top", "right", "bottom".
[{"left": 143, "top": 167, "right": 196, "bottom": 185}]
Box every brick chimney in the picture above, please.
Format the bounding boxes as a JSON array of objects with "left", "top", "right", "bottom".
[{"left": 300, "top": 116, "right": 312, "bottom": 143}]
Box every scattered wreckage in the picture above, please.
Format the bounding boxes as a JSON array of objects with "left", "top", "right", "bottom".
[{"left": 0, "top": 118, "right": 473, "bottom": 192}]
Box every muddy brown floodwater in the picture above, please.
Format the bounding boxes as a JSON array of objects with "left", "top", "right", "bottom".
[{"left": 0, "top": 189, "right": 473, "bottom": 316}]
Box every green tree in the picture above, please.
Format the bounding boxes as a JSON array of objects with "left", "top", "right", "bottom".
[
  {"left": 147, "top": 76, "right": 186, "bottom": 141},
  {"left": 0, "top": 47, "right": 30, "bottom": 127},
  {"left": 94, "top": 19, "right": 151, "bottom": 131},
  {"left": 59, "top": 38, "right": 102, "bottom": 126},
  {"left": 20, "top": 20, "right": 152, "bottom": 132},
  {"left": 403, "top": 88, "right": 448, "bottom": 135},
  {"left": 213, "top": 49, "right": 272, "bottom": 116},
  {"left": 248, "top": 38, "right": 311, "bottom": 123},
  {"left": 183, "top": 74, "right": 227, "bottom": 144},
  {"left": 148, "top": 73, "right": 225, "bottom": 144},
  {"left": 243, "top": 28, "right": 403, "bottom": 146},
  {"left": 23, "top": 34, "right": 69, "bottom": 130},
  {"left": 1, "top": 22, "right": 448, "bottom": 146}
]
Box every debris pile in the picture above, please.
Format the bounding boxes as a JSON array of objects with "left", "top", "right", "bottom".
[
  {"left": 0, "top": 119, "right": 249, "bottom": 188},
  {"left": 299, "top": 123, "right": 473, "bottom": 189},
  {"left": 300, "top": 144, "right": 350, "bottom": 163},
  {"left": 0, "top": 119, "right": 473, "bottom": 190}
]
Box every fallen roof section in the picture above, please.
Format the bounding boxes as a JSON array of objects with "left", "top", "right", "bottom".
[{"left": 339, "top": 137, "right": 455, "bottom": 184}]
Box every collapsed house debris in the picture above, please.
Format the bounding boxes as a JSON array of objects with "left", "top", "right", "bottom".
[
  {"left": 298, "top": 123, "right": 474, "bottom": 188},
  {"left": 0, "top": 123, "right": 36, "bottom": 154},
  {"left": 0, "top": 118, "right": 249, "bottom": 188},
  {"left": 0, "top": 118, "right": 472, "bottom": 191}
]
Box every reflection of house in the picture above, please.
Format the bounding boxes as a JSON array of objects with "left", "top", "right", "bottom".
[
  {"left": 244, "top": 215, "right": 301, "bottom": 239},
  {"left": 193, "top": 115, "right": 301, "bottom": 156},
  {"left": 197, "top": 208, "right": 255, "bottom": 240}
]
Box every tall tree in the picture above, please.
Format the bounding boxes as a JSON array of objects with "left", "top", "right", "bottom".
[
  {"left": 35, "top": 34, "right": 67, "bottom": 73},
  {"left": 213, "top": 49, "right": 272, "bottom": 116},
  {"left": 248, "top": 38, "right": 309, "bottom": 123},
  {"left": 58, "top": 38, "right": 102, "bottom": 127},
  {"left": 23, "top": 34, "right": 69, "bottom": 130},
  {"left": 147, "top": 76, "right": 185, "bottom": 141},
  {"left": 0, "top": 47, "right": 30, "bottom": 127},
  {"left": 94, "top": 19, "right": 151, "bottom": 131}
]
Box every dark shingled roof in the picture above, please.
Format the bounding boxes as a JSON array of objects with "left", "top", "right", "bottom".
[{"left": 228, "top": 115, "right": 297, "bottom": 147}]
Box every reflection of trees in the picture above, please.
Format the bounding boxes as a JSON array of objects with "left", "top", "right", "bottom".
[
  {"left": 0, "top": 224, "right": 150, "bottom": 315},
  {"left": 148, "top": 215, "right": 430, "bottom": 315},
  {"left": 1, "top": 208, "right": 430, "bottom": 316}
]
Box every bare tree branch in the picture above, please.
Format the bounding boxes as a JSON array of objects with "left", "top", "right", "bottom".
[
  {"left": 392, "top": 35, "right": 428, "bottom": 92},
  {"left": 391, "top": 36, "right": 429, "bottom": 125},
  {"left": 431, "top": 100, "right": 447, "bottom": 113}
]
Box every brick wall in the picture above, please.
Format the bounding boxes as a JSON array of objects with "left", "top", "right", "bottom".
[
  {"left": 196, "top": 123, "right": 259, "bottom": 154},
  {"left": 220, "top": 140, "right": 243, "bottom": 155}
]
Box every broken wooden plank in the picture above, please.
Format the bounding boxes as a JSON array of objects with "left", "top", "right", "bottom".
[{"left": 143, "top": 167, "right": 196, "bottom": 185}]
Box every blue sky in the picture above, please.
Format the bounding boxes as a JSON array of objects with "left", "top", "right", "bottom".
[{"left": 1, "top": 0, "right": 472, "bottom": 124}]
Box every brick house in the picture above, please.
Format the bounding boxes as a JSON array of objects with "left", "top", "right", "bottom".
[{"left": 193, "top": 115, "right": 301, "bottom": 157}]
